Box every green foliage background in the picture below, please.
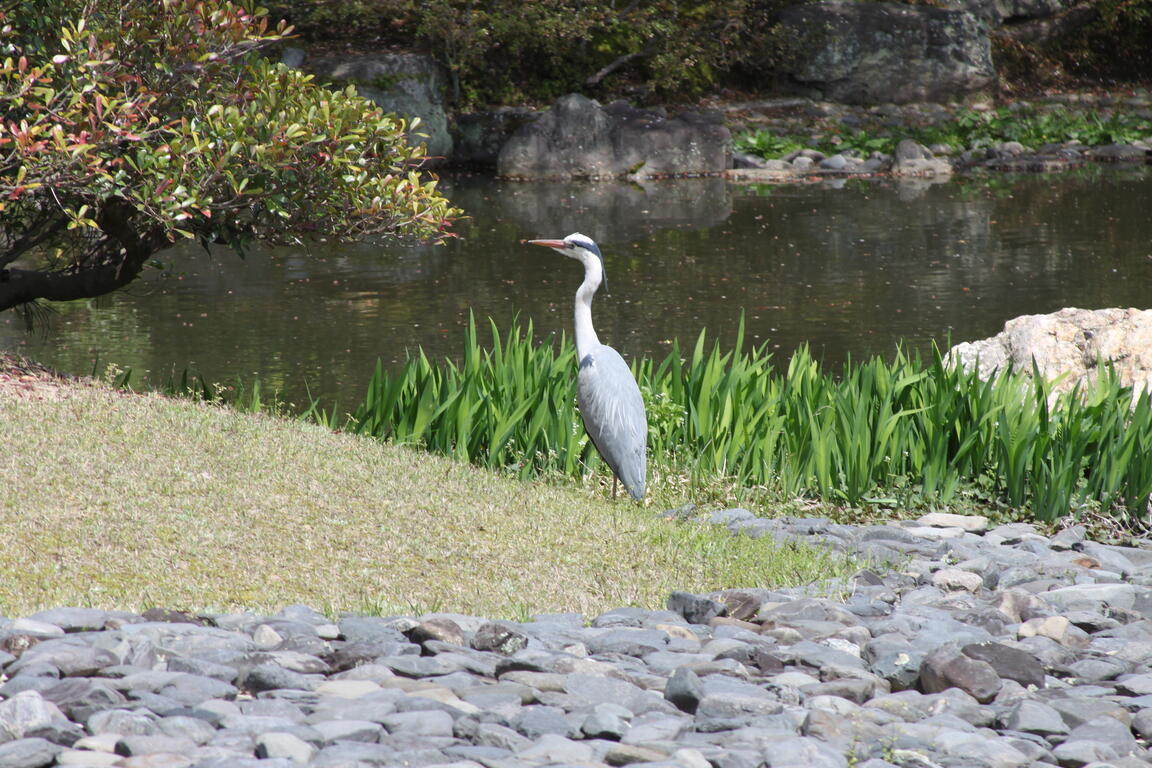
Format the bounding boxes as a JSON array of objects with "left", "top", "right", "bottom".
[
  {"left": 267, "top": 0, "right": 793, "bottom": 106},
  {"left": 266, "top": 0, "right": 1152, "bottom": 108}
]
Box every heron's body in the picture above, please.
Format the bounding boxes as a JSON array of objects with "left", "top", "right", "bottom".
[
  {"left": 577, "top": 344, "right": 646, "bottom": 499},
  {"left": 527, "top": 233, "right": 647, "bottom": 499}
]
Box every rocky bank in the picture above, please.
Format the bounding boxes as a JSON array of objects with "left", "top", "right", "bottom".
[{"left": 5, "top": 511, "right": 1152, "bottom": 767}]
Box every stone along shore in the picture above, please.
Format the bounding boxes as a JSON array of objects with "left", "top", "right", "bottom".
[{"left": 3, "top": 512, "right": 1152, "bottom": 768}]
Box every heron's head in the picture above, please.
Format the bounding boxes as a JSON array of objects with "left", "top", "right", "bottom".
[{"left": 526, "top": 232, "right": 607, "bottom": 290}]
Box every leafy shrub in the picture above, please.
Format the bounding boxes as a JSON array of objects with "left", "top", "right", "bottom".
[
  {"left": 265, "top": 0, "right": 794, "bottom": 106},
  {"left": 1056, "top": 0, "right": 1152, "bottom": 80},
  {"left": 0, "top": 0, "right": 459, "bottom": 314},
  {"left": 734, "top": 131, "right": 805, "bottom": 159},
  {"left": 734, "top": 106, "right": 1152, "bottom": 161}
]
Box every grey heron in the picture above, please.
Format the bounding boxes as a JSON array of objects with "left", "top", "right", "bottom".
[{"left": 527, "top": 233, "right": 647, "bottom": 500}]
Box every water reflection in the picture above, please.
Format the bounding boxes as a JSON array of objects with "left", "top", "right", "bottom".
[{"left": 2, "top": 168, "right": 1149, "bottom": 409}]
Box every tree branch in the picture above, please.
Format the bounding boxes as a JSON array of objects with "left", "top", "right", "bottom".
[
  {"left": 0, "top": 200, "right": 170, "bottom": 312},
  {"left": 0, "top": 215, "right": 70, "bottom": 268},
  {"left": 585, "top": 50, "right": 647, "bottom": 88}
]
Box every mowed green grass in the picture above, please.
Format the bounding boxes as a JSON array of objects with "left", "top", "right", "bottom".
[{"left": 0, "top": 379, "right": 854, "bottom": 618}]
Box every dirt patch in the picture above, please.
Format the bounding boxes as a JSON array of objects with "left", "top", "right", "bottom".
[{"left": 0, "top": 353, "right": 84, "bottom": 401}]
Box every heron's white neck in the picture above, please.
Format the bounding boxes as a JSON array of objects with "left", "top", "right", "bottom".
[{"left": 574, "top": 255, "right": 602, "bottom": 360}]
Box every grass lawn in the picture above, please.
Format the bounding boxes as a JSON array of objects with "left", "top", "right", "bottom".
[{"left": 0, "top": 363, "right": 855, "bottom": 619}]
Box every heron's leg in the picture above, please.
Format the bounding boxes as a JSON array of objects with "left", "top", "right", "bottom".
[{"left": 612, "top": 476, "right": 618, "bottom": 500}]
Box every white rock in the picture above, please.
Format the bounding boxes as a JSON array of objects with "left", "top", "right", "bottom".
[
  {"left": 252, "top": 624, "right": 283, "bottom": 649},
  {"left": 932, "top": 568, "right": 984, "bottom": 593},
  {"left": 947, "top": 307, "right": 1152, "bottom": 398},
  {"left": 72, "top": 734, "right": 121, "bottom": 753},
  {"left": 56, "top": 750, "right": 123, "bottom": 766},
  {"left": 257, "top": 731, "right": 316, "bottom": 764},
  {"left": 917, "top": 512, "right": 989, "bottom": 532},
  {"left": 903, "top": 525, "right": 967, "bottom": 540},
  {"left": 312, "top": 679, "right": 381, "bottom": 699}
]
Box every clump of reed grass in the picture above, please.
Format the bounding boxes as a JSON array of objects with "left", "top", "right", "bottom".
[{"left": 332, "top": 315, "right": 1152, "bottom": 524}]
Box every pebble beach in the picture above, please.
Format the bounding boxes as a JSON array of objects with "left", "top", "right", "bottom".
[{"left": 3, "top": 510, "right": 1152, "bottom": 768}]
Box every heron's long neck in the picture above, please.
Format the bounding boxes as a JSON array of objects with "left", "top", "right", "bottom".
[{"left": 574, "top": 260, "right": 602, "bottom": 360}]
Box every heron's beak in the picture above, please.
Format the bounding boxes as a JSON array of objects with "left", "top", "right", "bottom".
[{"left": 526, "top": 239, "right": 568, "bottom": 250}]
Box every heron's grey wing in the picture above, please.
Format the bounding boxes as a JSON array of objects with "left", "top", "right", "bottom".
[{"left": 577, "top": 345, "right": 647, "bottom": 499}]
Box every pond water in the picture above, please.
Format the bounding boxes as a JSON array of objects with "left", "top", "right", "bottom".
[{"left": 2, "top": 168, "right": 1151, "bottom": 409}]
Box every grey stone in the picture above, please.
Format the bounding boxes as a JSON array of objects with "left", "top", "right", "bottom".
[
  {"left": 157, "top": 674, "right": 238, "bottom": 706},
  {"left": 999, "top": 700, "right": 1069, "bottom": 737},
  {"left": 0, "top": 692, "right": 68, "bottom": 740},
  {"left": 758, "top": 735, "right": 849, "bottom": 767},
  {"left": 7, "top": 640, "right": 118, "bottom": 677},
  {"left": 893, "top": 139, "right": 954, "bottom": 177},
  {"left": 1051, "top": 739, "right": 1120, "bottom": 766},
  {"left": 26, "top": 608, "right": 114, "bottom": 633},
  {"left": 156, "top": 715, "right": 217, "bottom": 745},
  {"left": 0, "top": 738, "right": 62, "bottom": 768},
  {"left": 114, "top": 733, "right": 198, "bottom": 756},
  {"left": 863, "top": 634, "right": 926, "bottom": 690},
  {"left": 1065, "top": 715, "right": 1137, "bottom": 755},
  {"left": 165, "top": 656, "right": 238, "bottom": 682},
  {"left": 217, "top": 713, "right": 299, "bottom": 735},
  {"left": 39, "top": 678, "right": 127, "bottom": 721},
  {"left": 497, "top": 94, "right": 731, "bottom": 180},
  {"left": 381, "top": 709, "right": 455, "bottom": 737},
  {"left": 333, "top": 616, "right": 410, "bottom": 645},
  {"left": 255, "top": 731, "right": 316, "bottom": 764},
  {"left": 468, "top": 721, "right": 533, "bottom": 751},
  {"left": 582, "top": 710, "right": 627, "bottom": 740},
  {"left": 667, "top": 591, "right": 729, "bottom": 625},
  {"left": 510, "top": 706, "right": 575, "bottom": 739},
  {"left": 585, "top": 628, "right": 669, "bottom": 656},
  {"left": 664, "top": 667, "right": 705, "bottom": 714},
  {"left": 21, "top": 720, "right": 86, "bottom": 747},
  {"left": 820, "top": 154, "right": 849, "bottom": 171},
  {"left": 516, "top": 732, "right": 594, "bottom": 763},
  {"left": 1132, "top": 707, "right": 1152, "bottom": 739},
  {"left": 618, "top": 711, "right": 691, "bottom": 744},
  {"left": 1117, "top": 672, "right": 1152, "bottom": 695},
  {"left": 564, "top": 673, "right": 660, "bottom": 712},
  {"left": 961, "top": 642, "right": 1046, "bottom": 688},
  {"left": 310, "top": 741, "right": 398, "bottom": 766},
  {"left": 777, "top": 2, "right": 993, "bottom": 104},
  {"left": 1061, "top": 657, "right": 1127, "bottom": 683},
  {"left": 382, "top": 654, "right": 461, "bottom": 678},
  {"left": 920, "top": 643, "right": 1003, "bottom": 703},
  {"left": 241, "top": 663, "right": 315, "bottom": 693},
  {"left": 310, "top": 718, "right": 384, "bottom": 744}
]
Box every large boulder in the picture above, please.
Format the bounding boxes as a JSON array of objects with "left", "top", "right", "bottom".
[
  {"left": 307, "top": 53, "right": 452, "bottom": 164},
  {"left": 497, "top": 94, "right": 731, "bottom": 180},
  {"left": 947, "top": 308, "right": 1152, "bottom": 396},
  {"left": 776, "top": 2, "right": 994, "bottom": 104}
]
